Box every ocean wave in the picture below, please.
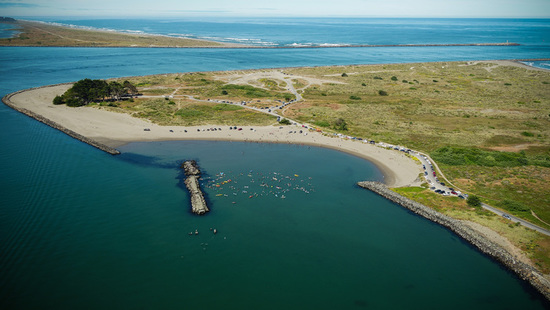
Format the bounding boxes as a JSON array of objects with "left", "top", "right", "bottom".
[
  {"left": 521, "top": 61, "right": 550, "bottom": 70},
  {"left": 33, "top": 20, "right": 120, "bottom": 33},
  {"left": 167, "top": 33, "right": 195, "bottom": 38}
]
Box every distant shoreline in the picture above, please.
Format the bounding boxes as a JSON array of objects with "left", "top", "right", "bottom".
[
  {"left": 0, "top": 19, "right": 523, "bottom": 49},
  {"left": 1, "top": 42, "right": 522, "bottom": 49}
]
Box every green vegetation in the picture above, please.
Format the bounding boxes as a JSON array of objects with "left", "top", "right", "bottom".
[
  {"left": 333, "top": 118, "right": 348, "bottom": 131},
  {"left": 314, "top": 120, "right": 331, "bottom": 127},
  {"left": 499, "top": 199, "right": 529, "bottom": 214},
  {"left": 431, "top": 147, "right": 549, "bottom": 168},
  {"left": 128, "top": 100, "right": 274, "bottom": 126},
  {"left": 221, "top": 84, "right": 294, "bottom": 101}
]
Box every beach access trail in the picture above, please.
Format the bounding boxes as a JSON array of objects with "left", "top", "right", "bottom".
[{"left": 5, "top": 83, "right": 421, "bottom": 188}]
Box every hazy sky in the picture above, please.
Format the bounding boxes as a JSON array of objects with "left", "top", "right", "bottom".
[{"left": 1, "top": 0, "right": 549, "bottom": 18}]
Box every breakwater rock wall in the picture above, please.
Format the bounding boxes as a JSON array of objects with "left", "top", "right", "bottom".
[
  {"left": 222, "top": 42, "right": 521, "bottom": 49},
  {"left": 2, "top": 86, "right": 120, "bottom": 155},
  {"left": 182, "top": 160, "right": 209, "bottom": 215},
  {"left": 357, "top": 181, "right": 550, "bottom": 301}
]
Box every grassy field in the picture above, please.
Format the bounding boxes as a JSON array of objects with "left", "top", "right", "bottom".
[
  {"left": 90, "top": 61, "right": 549, "bottom": 271},
  {"left": 101, "top": 73, "right": 280, "bottom": 126},
  {"left": 284, "top": 62, "right": 549, "bottom": 152},
  {"left": 0, "top": 20, "right": 230, "bottom": 47},
  {"left": 107, "top": 98, "right": 276, "bottom": 126}
]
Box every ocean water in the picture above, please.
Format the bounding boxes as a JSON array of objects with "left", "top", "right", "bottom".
[
  {"left": 1, "top": 18, "right": 549, "bottom": 309},
  {"left": 29, "top": 17, "right": 550, "bottom": 48}
]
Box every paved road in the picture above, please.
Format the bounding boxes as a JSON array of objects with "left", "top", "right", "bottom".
[
  {"left": 480, "top": 203, "right": 550, "bottom": 236},
  {"left": 412, "top": 152, "right": 550, "bottom": 236}
]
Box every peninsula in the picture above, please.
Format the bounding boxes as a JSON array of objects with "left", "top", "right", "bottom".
[
  {"left": 3, "top": 60, "right": 550, "bottom": 288},
  {"left": 0, "top": 19, "right": 240, "bottom": 48}
]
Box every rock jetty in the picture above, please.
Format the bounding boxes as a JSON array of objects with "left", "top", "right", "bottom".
[
  {"left": 2, "top": 85, "right": 120, "bottom": 155},
  {"left": 221, "top": 42, "right": 520, "bottom": 49},
  {"left": 358, "top": 181, "right": 550, "bottom": 301},
  {"left": 182, "top": 160, "right": 209, "bottom": 215}
]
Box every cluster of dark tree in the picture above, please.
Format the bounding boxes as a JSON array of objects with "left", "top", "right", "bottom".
[
  {"left": 53, "top": 79, "right": 138, "bottom": 107},
  {"left": 466, "top": 195, "right": 481, "bottom": 208},
  {"left": 279, "top": 118, "right": 291, "bottom": 125}
]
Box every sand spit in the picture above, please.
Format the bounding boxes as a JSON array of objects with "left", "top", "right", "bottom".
[{"left": 3, "top": 83, "right": 421, "bottom": 188}]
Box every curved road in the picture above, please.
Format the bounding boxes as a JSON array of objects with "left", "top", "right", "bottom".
[{"left": 413, "top": 152, "right": 550, "bottom": 237}]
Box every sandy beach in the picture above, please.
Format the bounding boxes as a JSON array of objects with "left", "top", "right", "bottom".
[{"left": 5, "top": 84, "right": 422, "bottom": 188}]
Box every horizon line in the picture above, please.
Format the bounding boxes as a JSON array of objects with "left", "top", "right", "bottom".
[{"left": 8, "top": 15, "right": 550, "bottom": 20}]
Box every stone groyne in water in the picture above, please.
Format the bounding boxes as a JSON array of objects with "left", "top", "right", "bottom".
[
  {"left": 2, "top": 85, "right": 121, "bottom": 155},
  {"left": 357, "top": 181, "right": 550, "bottom": 301},
  {"left": 182, "top": 160, "right": 209, "bottom": 215}
]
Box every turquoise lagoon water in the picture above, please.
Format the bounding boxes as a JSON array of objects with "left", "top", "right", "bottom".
[{"left": 1, "top": 18, "right": 550, "bottom": 309}]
